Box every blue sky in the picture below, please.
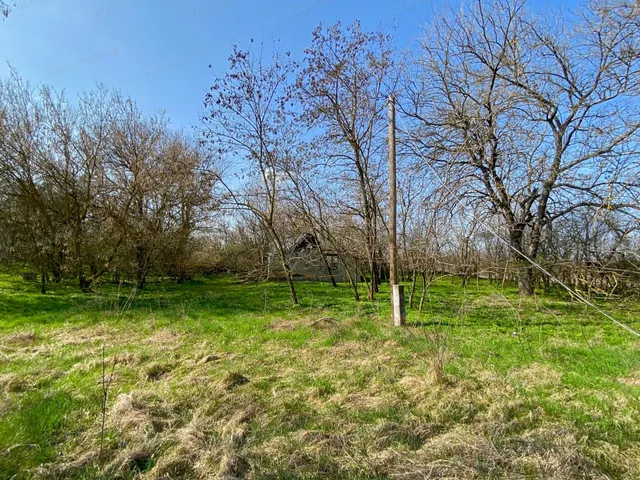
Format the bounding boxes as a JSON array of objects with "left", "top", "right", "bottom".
[{"left": 1, "top": 0, "right": 576, "bottom": 132}]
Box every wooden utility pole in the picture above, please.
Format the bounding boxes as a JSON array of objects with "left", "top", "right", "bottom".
[
  {"left": 388, "top": 94, "right": 405, "bottom": 326},
  {"left": 389, "top": 94, "right": 398, "bottom": 286}
]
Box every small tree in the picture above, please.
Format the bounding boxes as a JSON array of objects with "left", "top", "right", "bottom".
[
  {"left": 297, "top": 21, "right": 397, "bottom": 300},
  {"left": 107, "top": 96, "right": 213, "bottom": 289},
  {"left": 203, "top": 43, "right": 300, "bottom": 304}
]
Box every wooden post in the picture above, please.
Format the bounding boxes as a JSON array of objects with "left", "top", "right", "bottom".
[{"left": 389, "top": 94, "right": 405, "bottom": 326}]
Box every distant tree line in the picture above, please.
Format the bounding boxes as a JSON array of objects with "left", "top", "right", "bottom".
[
  {"left": 0, "top": 75, "right": 215, "bottom": 292},
  {"left": 2, "top": 0, "right": 639, "bottom": 302}
]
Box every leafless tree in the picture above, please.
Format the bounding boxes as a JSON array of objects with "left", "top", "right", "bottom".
[
  {"left": 0, "top": 75, "right": 214, "bottom": 292},
  {"left": 297, "top": 21, "right": 396, "bottom": 300},
  {"left": 282, "top": 148, "right": 364, "bottom": 300},
  {"left": 203, "top": 43, "right": 300, "bottom": 304},
  {"left": 404, "top": 0, "right": 640, "bottom": 295},
  {"left": 0, "top": 76, "right": 73, "bottom": 292},
  {"left": 107, "top": 96, "right": 213, "bottom": 289}
]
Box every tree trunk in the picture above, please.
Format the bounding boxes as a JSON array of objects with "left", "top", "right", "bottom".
[
  {"left": 76, "top": 261, "right": 93, "bottom": 293},
  {"left": 318, "top": 245, "right": 337, "bottom": 288},
  {"left": 347, "top": 258, "right": 360, "bottom": 301},
  {"left": 408, "top": 269, "right": 417, "bottom": 309},
  {"left": 284, "top": 266, "right": 298, "bottom": 305},
  {"left": 508, "top": 227, "right": 536, "bottom": 296},
  {"left": 335, "top": 252, "right": 359, "bottom": 301},
  {"left": 40, "top": 265, "right": 47, "bottom": 294},
  {"left": 136, "top": 244, "right": 148, "bottom": 290},
  {"left": 272, "top": 233, "right": 298, "bottom": 305},
  {"left": 79, "top": 275, "right": 93, "bottom": 293},
  {"left": 517, "top": 262, "right": 534, "bottom": 296},
  {"left": 368, "top": 259, "right": 376, "bottom": 300},
  {"left": 51, "top": 250, "right": 63, "bottom": 282},
  {"left": 542, "top": 271, "right": 551, "bottom": 292},
  {"left": 374, "top": 261, "right": 381, "bottom": 293},
  {"left": 418, "top": 270, "right": 428, "bottom": 313},
  {"left": 360, "top": 263, "right": 371, "bottom": 299}
]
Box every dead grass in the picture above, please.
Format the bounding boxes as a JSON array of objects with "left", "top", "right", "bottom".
[
  {"left": 12, "top": 334, "right": 640, "bottom": 480},
  {"left": 619, "top": 370, "right": 640, "bottom": 386},
  {"left": 146, "top": 329, "right": 184, "bottom": 349},
  {"left": 4, "top": 330, "right": 37, "bottom": 346},
  {"left": 508, "top": 363, "right": 562, "bottom": 388},
  {"left": 52, "top": 324, "right": 116, "bottom": 346},
  {"left": 266, "top": 319, "right": 299, "bottom": 332},
  {"left": 0, "top": 372, "right": 32, "bottom": 393}
]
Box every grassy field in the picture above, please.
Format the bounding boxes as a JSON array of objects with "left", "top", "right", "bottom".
[{"left": 0, "top": 273, "right": 639, "bottom": 479}]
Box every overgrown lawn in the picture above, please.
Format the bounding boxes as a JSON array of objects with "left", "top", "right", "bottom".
[{"left": 1, "top": 274, "right": 639, "bottom": 479}]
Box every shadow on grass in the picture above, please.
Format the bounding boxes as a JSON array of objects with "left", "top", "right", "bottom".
[{"left": 0, "top": 274, "right": 365, "bottom": 330}]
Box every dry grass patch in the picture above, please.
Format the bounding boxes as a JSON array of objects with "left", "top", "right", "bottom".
[
  {"left": 14, "top": 333, "right": 640, "bottom": 480},
  {"left": 1, "top": 279, "right": 638, "bottom": 479},
  {"left": 619, "top": 370, "right": 640, "bottom": 387},
  {"left": 110, "top": 393, "right": 154, "bottom": 434},
  {"left": 53, "top": 324, "right": 117, "bottom": 346},
  {"left": 196, "top": 353, "right": 221, "bottom": 365},
  {"left": 328, "top": 391, "right": 389, "bottom": 411},
  {"left": 147, "top": 415, "right": 213, "bottom": 479},
  {"left": 508, "top": 426, "right": 603, "bottom": 479},
  {"left": 266, "top": 319, "right": 299, "bottom": 332},
  {"left": 3, "top": 330, "right": 37, "bottom": 346},
  {"left": 146, "top": 329, "right": 184, "bottom": 349},
  {"left": 508, "top": 363, "right": 562, "bottom": 388},
  {"left": 369, "top": 419, "right": 442, "bottom": 450},
  {"left": 0, "top": 372, "right": 32, "bottom": 393}
]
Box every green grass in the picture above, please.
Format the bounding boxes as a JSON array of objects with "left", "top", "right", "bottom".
[{"left": 0, "top": 273, "right": 639, "bottom": 479}]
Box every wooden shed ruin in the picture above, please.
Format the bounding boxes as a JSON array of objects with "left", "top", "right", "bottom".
[{"left": 269, "top": 233, "right": 352, "bottom": 283}]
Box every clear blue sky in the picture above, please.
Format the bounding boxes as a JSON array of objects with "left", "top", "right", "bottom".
[{"left": 1, "top": 0, "right": 577, "bottom": 131}]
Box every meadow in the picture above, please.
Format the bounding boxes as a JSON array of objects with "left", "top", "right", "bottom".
[{"left": 0, "top": 273, "right": 639, "bottom": 479}]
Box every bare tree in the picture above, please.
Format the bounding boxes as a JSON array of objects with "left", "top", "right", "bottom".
[
  {"left": 39, "top": 86, "right": 126, "bottom": 291},
  {"left": 0, "top": 75, "right": 213, "bottom": 292},
  {"left": 404, "top": 0, "right": 640, "bottom": 295},
  {"left": 203, "top": 43, "right": 300, "bottom": 304},
  {"left": 297, "top": 21, "right": 396, "bottom": 300},
  {"left": 282, "top": 149, "right": 363, "bottom": 300},
  {"left": 108, "top": 96, "right": 212, "bottom": 289},
  {"left": 0, "top": 76, "right": 70, "bottom": 292}
]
